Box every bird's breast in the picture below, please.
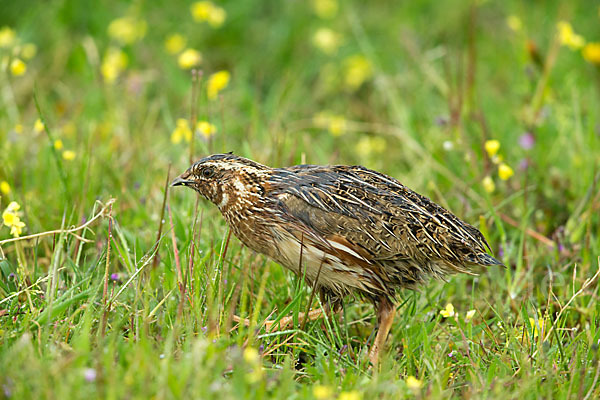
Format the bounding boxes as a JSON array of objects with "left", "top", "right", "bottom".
[{"left": 266, "top": 225, "right": 382, "bottom": 296}]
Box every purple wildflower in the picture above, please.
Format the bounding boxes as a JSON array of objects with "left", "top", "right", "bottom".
[
  {"left": 518, "top": 132, "right": 535, "bottom": 150},
  {"left": 3, "top": 379, "right": 13, "bottom": 398},
  {"left": 83, "top": 368, "right": 97, "bottom": 382},
  {"left": 518, "top": 158, "right": 529, "bottom": 170},
  {"left": 498, "top": 245, "right": 504, "bottom": 258},
  {"left": 110, "top": 273, "right": 119, "bottom": 281},
  {"left": 339, "top": 344, "right": 348, "bottom": 355}
]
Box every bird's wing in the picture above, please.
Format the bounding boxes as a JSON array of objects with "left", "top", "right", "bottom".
[{"left": 267, "top": 165, "right": 498, "bottom": 267}]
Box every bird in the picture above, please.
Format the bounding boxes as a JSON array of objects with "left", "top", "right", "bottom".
[{"left": 171, "top": 153, "right": 503, "bottom": 365}]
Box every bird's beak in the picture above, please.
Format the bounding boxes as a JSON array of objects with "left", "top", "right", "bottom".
[{"left": 171, "top": 176, "right": 194, "bottom": 187}]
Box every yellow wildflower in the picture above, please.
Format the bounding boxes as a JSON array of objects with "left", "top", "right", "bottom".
[
  {"left": 0, "top": 181, "right": 10, "bottom": 195},
  {"left": 313, "top": 385, "right": 333, "bottom": 399},
  {"left": 482, "top": 176, "right": 495, "bottom": 193},
  {"left": 197, "top": 121, "right": 217, "bottom": 139},
  {"left": 311, "top": 0, "right": 338, "bottom": 19},
  {"left": 9, "top": 218, "right": 25, "bottom": 237},
  {"left": 171, "top": 119, "right": 193, "bottom": 144},
  {"left": 498, "top": 163, "right": 514, "bottom": 180},
  {"left": 10, "top": 58, "right": 26, "bottom": 76},
  {"left": 484, "top": 139, "right": 500, "bottom": 157},
  {"left": 3, "top": 210, "right": 17, "bottom": 226},
  {"left": 54, "top": 139, "right": 64, "bottom": 150},
  {"left": 313, "top": 112, "right": 348, "bottom": 136},
  {"left": 343, "top": 55, "right": 372, "bottom": 90},
  {"left": 3, "top": 212, "right": 17, "bottom": 227},
  {"left": 557, "top": 21, "right": 585, "bottom": 50},
  {"left": 440, "top": 303, "right": 455, "bottom": 318},
  {"left": 243, "top": 347, "right": 259, "bottom": 364},
  {"left": 21, "top": 43, "right": 37, "bottom": 59},
  {"left": 243, "top": 346, "right": 263, "bottom": 383},
  {"left": 582, "top": 42, "right": 600, "bottom": 65},
  {"left": 191, "top": 1, "right": 213, "bottom": 21},
  {"left": 107, "top": 16, "right": 147, "bottom": 45},
  {"left": 506, "top": 15, "right": 522, "bottom": 32},
  {"left": 313, "top": 112, "right": 331, "bottom": 129},
  {"left": 62, "top": 150, "right": 76, "bottom": 161},
  {"left": 405, "top": 376, "right": 423, "bottom": 390},
  {"left": 207, "top": 70, "right": 230, "bottom": 100},
  {"left": 355, "top": 136, "right": 386, "bottom": 158},
  {"left": 165, "top": 34, "right": 186, "bottom": 55},
  {"left": 207, "top": 7, "right": 226, "bottom": 28},
  {"left": 191, "top": 2, "right": 227, "bottom": 27},
  {"left": 328, "top": 115, "right": 347, "bottom": 136},
  {"left": 0, "top": 26, "right": 16, "bottom": 48},
  {"left": 14, "top": 124, "right": 23, "bottom": 134},
  {"left": 465, "top": 309, "right": 476, "bottom": 321},
  {"left": 101, "top": 47, "right": 128, "bottom": 84},
  {"left": 2, "top": 201, "right": 26, "bottom": 238},
  {"left": 312, "top": 28, "right": 341, "bottom": 55},
  {"left": 178, "top": 48, "right": 202, "bottom": 69},
  {"left": 34, "top": 119, "right": 45, "bottom": 133},
  {"left": 339, "top": 391, "right": 362, "bottom": 400},
  {"left": 529, "top": 317, "right": 544, "bottom": 338}
]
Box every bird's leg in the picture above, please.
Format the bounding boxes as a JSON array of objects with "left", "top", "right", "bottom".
[{"left": 368, "top": 298, "right": 396, "bottom": 366}]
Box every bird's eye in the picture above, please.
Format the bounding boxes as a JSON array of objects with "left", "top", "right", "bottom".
[{"left": 201, "top": 167, "right": 215, "bottom": 178}]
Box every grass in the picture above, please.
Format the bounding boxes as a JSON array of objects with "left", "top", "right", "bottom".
[{"left": 1, "top": 0, "right": 600, "bottom": 398}]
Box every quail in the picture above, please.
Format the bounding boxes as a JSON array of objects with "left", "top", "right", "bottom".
[{"left": 172, "top": 153, "right": 502, "bottom": 364}]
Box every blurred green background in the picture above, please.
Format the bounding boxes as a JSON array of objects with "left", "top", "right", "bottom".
[{"left": 1, "top": 0, "right": 599, "bottom": 398}]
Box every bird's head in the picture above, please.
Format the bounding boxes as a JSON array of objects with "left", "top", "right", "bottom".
[{"left": 171, "top": 153, "right": 270, "bottom": 209}]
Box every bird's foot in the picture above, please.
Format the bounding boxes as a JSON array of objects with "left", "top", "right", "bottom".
[
  {"left": 232, "top": 309, "right": 324, "bottom": 332},
  {"left": 368, "top": 343, "right": 381, "bottom": 368}
]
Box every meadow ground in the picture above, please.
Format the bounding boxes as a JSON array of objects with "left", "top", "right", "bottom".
[{"left": 1, "top": 0, "right": 599, "bottom": 398}]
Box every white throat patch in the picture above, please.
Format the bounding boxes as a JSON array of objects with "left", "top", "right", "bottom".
[{"left": 218, "top": 191, "right": 229, "bottom": 209}]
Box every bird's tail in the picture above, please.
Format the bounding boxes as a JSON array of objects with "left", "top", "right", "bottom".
[{"left": 476, "top": 253, "right": 505, "bottom": 267}]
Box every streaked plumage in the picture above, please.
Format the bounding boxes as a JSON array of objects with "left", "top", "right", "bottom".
[{"left": 172, "top": 153, "right": 502, "bottom": 364}]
